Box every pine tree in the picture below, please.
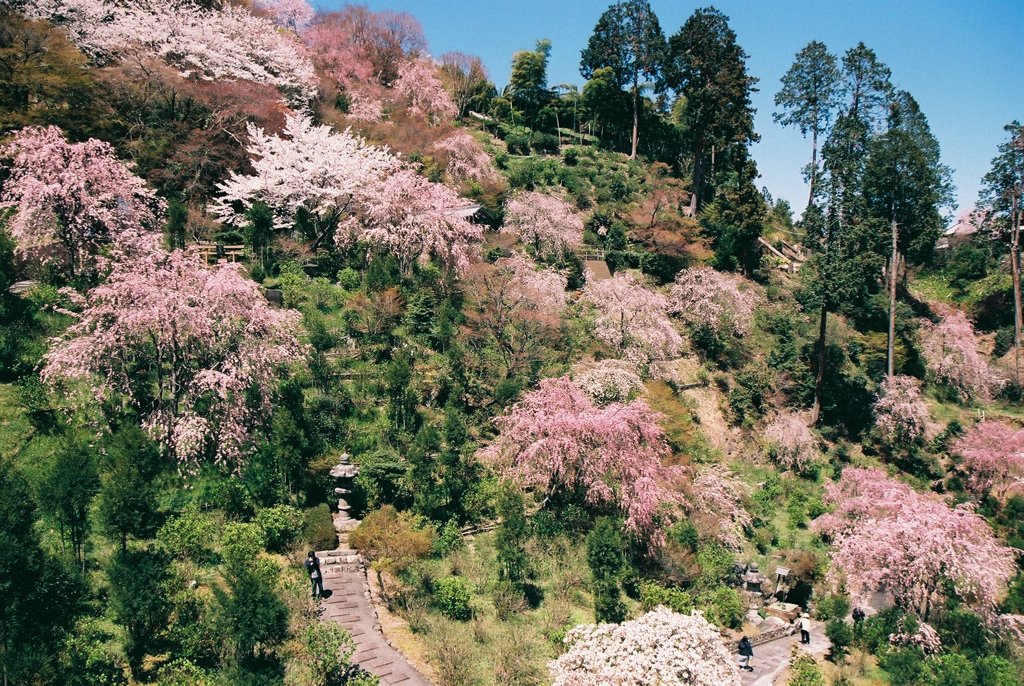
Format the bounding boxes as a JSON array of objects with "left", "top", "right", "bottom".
[{"left": 586, "top": 517, "right": 626, "bottom": 623}]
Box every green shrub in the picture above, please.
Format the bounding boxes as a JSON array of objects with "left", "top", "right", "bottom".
[
  {"left": 825, "top": 619, "right": 853, "bottom": 660},
  {"left": 974, "top": 656, "right": 1019, "bottom": 686},
  {"left": 157, "top": 510, "right": 218, "bottom": 564},
  {"left": 432, "top": 520, "right": 464, "bottom": 558},
  {"left": 814, "top": 594, "right": 851, "bottom": 622},
  {"left": 788, "top": 653, "right": 825, "bottom": 686},
  {"left": 255, "top": 504, "right": 303, "bottom": 552},
  {"left": 637, "top": 581, "right": 692, "bottom": 614},
  {"left": 220, "top": 522, "right": 267, "bottom": 570},
  {"left": 433, "top": 576, "right": 473, "bottom": 620},
  {"left": 922, "top": 653, "right": 975, "bottom": 686},
  {"left": 878, "top": 646, "right": 925, "bottom": 686},
  {"left": 156, "top": 659, "right": 216, "bottom": 686},
  {"left": 696, "top": 586, "right": 744, "bottom": 629},
  {"left": 302, "top": 504, "right": 337, "bottom": 552},
  {"left": 505, "top": 133, "right": 530, "bottom": 155},
  {"left": 336, "top": 267, "right": 361, "bottom": 290}
]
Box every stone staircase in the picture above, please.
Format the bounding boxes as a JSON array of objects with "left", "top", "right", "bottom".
[{"left": 319, "top": 454, "right": 431, "bottom": 686}]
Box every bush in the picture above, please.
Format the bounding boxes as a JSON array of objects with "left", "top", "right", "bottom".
[
  {"left": 433, "top": 576, "right": 473, "bottom": 621},
  {"left": 220, "top": 522, "right": 267, "bottom": 570},
  {"left": 814, "top": 594, "right": 851, "bottom": 622},
  {"left": 505, "top": 133, "right": 530, "bottom": 155},
  {"left": 788, "top": 653, "right": 825, "bottom": 686},
  {"left": 878, "top": 646, "right": 925, "bottom": 686},
  {"left": 337, "top": 267, "right": 361, "bottom": 290},
  {"left": 825, "top": 619, "right": 853, "bottom": 660},
  {"left": 157, "top": 510, "right": 218, "bottom": 564},
  {"left": 255, "top": 504, "right": 302, "bottom": 552},
  {"left": 922, "top": 653, "right": 975, "bottom": 686},
  {"left": 974, "top": 656, "right": 1019, "bottom": 686},
  {"left": 302, "top": 504, "right": 337, "bottom": 552},
  {"left": 696, "top": 587, "right": 744, "bottom": 629},
  {"left": 432, "top": 520, "right": 465, "bottom": 558},
  {"left": 637, "top": 581, "right": 692, "bottom": 614}
]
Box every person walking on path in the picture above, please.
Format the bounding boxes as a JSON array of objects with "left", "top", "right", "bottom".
[
  {"left": 852, "top": 606, "right": 865, "bottom": 623},
  {"left": 737, "top": 635, "right": 754, "bottom": 672},
  {"left": 305, "top": 550, "right": 324, "bottom": 599},
  {"left": 800, "top": 612, "right": 812, "bottom": 644}
]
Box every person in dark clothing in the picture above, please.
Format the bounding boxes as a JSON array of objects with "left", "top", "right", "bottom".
[
  {"left": 852, "top": 606, "right": 865, "bottom": 623},
  {"left": 305, "top": 550, "right": 324, "bottom": 598},
  {"left": 737, "top": 636, "right": 754, "bottom": 672}
]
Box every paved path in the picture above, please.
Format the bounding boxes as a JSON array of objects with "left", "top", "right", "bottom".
[
  {"left": 317, "top": 538, "right": 431, "bottom": 686},
  {"left": 739, "top": 630, "right": 831, "bottom": 686}
]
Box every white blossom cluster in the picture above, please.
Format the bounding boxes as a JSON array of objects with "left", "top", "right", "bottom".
[{"left": 573, "top": 359, "right": 646, "bottom": 405}]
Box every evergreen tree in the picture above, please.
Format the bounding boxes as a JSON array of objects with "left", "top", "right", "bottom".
[
  {"left": 580, "top": 0, "right": 666, "bottom": 159},
  {"left": 665, "top": 7, "right": 757, "bottom": 214},
  {"left": 773, "top": 41, "right": 842, "bottom": 207},
  {"left": 107, "top": 546, "right": 171, "bottom": 675},
  {"left": 586, "top": 517, "right": 626, "bottom": 623},
  {"left": 98, "top": 427, "right": 161, "bottom": 551},
  {"left": 495, "top": 486, "right": 529, "bottom": 591},
  {"left": 700, "top": 148, "right": 767, "bottom": 275},
  {"left": 165, "top": 200, "right": 188, "bottom": 250},
  {"left": 39, "top": 440, "right": 99, "bottom": 573},
  {"left": 508, "top": 39, "right": 552, "bottom": 128},
  {"left": 244, "top": 201, "right": 275, "bottom": 268}
]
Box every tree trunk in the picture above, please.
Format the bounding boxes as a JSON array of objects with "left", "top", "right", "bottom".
[
  {"left": 887, "top": 217, "right": 899, "bottom": 378},
  {"left": 1011, "top": 188, "right": 1022, "bottom": 387},
  {"left": 689, "top": 141, "right": 705, "bottom": 215},
  {"left": 811, "top": 304, "right": 828, "bottom": 426},
  {"left": 807, "top": 128, "right": 818, "bottom": 209},
  {"left": 630, "top": 79, "right": 639, "bottom": 160}
]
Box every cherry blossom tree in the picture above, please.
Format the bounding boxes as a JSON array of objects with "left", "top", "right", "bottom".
[
  {"left": 889, "top": 617, "right": 942, "bottom": 655},
  {"left": 433, "top": 130, "right": 499, "bottom": 185},
  {"left": 920, "top": 309, "right": 1001, "bottom": 401},
  {"left": 873, "top": 375, "right": 930, "bottom": 447},
  {"left": 214, "top": 113, "right": 400, "bottom": 246},
  {"left": 336, "top": 169, "right": 482, "bottom": 275},
  {"left": 502, "top": 191, "right": 584, "bottom": 259},
  {"left": 581, "top": 273, "right": 682, "bottom": 367},
  {"left": 41, "top": 248, "right": 306, "bottom": 470},
  {"left": 763, "top": 412, "right": 820, "bottom": 472},
  {"left": 0, "top": 125, "right": 163, "bottom": 277},
  {"left": 688, "top": 466, "right": 751, "bottom": 550},
  {"left": 669, "top": 266, "right": 760, "bottom": 338},
  {"left": 952, "top": 421, "right": 1024, "bottom": 500},
  {"left": 27, "top": 0, "right": 318, "bottom": 107},
  {"left": 255, "top": 0, "right": 314, "bottom": 31},
  {"left": 480, "top": 376, "right": 684, "bottom": 547},
  {"left": 497, "top": 253, "right": 569, "bottom": 312},
  {"left": 813, "top": 468, "right": 1015, "bottom": 618},
  {"left": 393, "top": 58, "right": 458, "bottom": 124},
  {"left": 573, "top": 359, "right": 646, "bottom": 405},
  {"left": 549, "top": 607, "right": 740, "bottom": 686}
]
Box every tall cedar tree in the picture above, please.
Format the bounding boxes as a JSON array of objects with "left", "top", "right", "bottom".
[
  {"left": 508, "top": 40, "right": 552, "bottom": 128},
  {"left": 864, "top": 92, "right": 951, "bottom": 377},
  {"left": 773, "top": 41, "right": 842, "bottom": 207},
  {"left": 586, "top": 517, "right": 627, "bottom": 623},
  {"left": 580, "top": 0, "right": 666, "bottom": 159},
  {"left": 805, "top": 43, "right": 893, "bottom": 424},
  {"left": 979, "top": 122, "right": 1024, "bottom": 383},
  {"left": 665, "top": 7, "right": 757, "bottom": 214}
]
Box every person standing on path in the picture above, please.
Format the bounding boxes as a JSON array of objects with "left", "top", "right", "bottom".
[
  {"left": 737, "top": 635, "right": 754, "bottom": 672},
  {"left": 305, "top": 550, "right": 324, "bottom": 599},
  {"left": 800, "top": 612, "right": 811, "bottom": 644}
]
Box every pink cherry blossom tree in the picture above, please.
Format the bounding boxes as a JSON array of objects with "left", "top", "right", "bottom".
[
  {"left": 920, "top": 309, "right": 1001, "bottom": 401},
  {"left": 433, "top": 130, "right": 499, "bottom": 185},
  {"left": 0, "top": 125, "right": 163, "bottom": 278},
  {"left": 669, "top": 265, "right": 761, "bottom": 337},
  {"left": 27, "top": 0, "right": 318, "bottom": 107},
  {"left": 336, "top": 168, "right": 482, "bottom": 275},
  {"left": 581, "top": 273, "right": 682, "bottom": 368},
  {"left": 497, "top": 253, "right": 568, "bottom": 312},
  {"left": 214, "top": 113, "right": 401, "bottom": 246},
  {"left": 889, "top": 617, "right": 942, "bottom": 655},
  {"left": 813, "top": 468, "right": 1015, "bottom": 618},
  {"left": 41, "top": 248, "right": 306, "bottom": 470},
  {"left": 502, "top": 191, "right": 584, "bottom": 259},
  {"left": 549, "top": 607, "right": 740, "bottom": 686},
  {"left": 952, "top": 421, "right": 1024, "bottom": 500},
  {"left": 873, "top": 375, "right": 930, "bottom": 447},
  {"left": 480, "top": 376, "right": 684, "bottom": 547},
  {"left": 573, "top": 359, "right": 646, "bottom": 405},
  {"left": 763, "top": 412, "right": 820, "bottom": 472},
  {"left": 688, "top": 466, "right": 752, "bottom": 550},
  {"left": 393, "top": 58, "right": 458, "bottom": 124}
]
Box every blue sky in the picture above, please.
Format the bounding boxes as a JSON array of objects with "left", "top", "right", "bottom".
[{"left": 318, "top": 1, "right": 1023, "bottom": 218}]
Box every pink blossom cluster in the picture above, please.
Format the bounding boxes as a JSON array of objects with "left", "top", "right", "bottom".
[
  {"left": 920, "top": 309, "right": 1001, "bottom": 401},
  {"left": 572, "top": 359, "right": 646, "bottom": 405},
  {"left": 346, "top": 91, "right": 387, "bottom": 122},
  {"left": 0, "top": 125, "right": 163, "bottom": 276},
  {"left": 27, "top": 0, "right": 318, "bottom": 107},
  {"left": 889, "top": 617, "right": 942, "bottom": 655},
  {"left": 688, "top": 466, "right": 752, "bottom": 550},
  {"left": 762, "top": 412, "right": 820, "bottom": 472},
  {"left": 337, "top": 169, "right": 482, "bottom": 275},
  {"left": 502, "top": 191, "right": 584, "bottom": 259},
  {"left": 549, "top": 607, "right": 740, "bottom": 686},
  {"left": 393, "top": 58, "right": 458, "bottom": 124},
  {"left": 41, "top": 248, "right": 307, "bottom": 470},
  {"left": 480, "top": 376, "right": 685, "bottom": 547},
  {"left": 668, "top": 265, "right": 760, "bottom": 337},
  {"left": 952, "top": 421, "right": 1024, "bottom": 499},
  {"left": 495, "top": 253, "right": 568, "bottom": 312},
  {"left": 581, "top": 273, "right": 683, "bottom": 367},
  {"left": 433, "top": 130, "right": 499, "bottom": 185},
  {"left": 813, "top": 468, "right": 1015, "bottom": 615},
  {"left": 255, "top": 0, "right": 315, "bottom": 31},
  {"left": 873, "top": 375, "right": 930, "bottom": 447}
]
